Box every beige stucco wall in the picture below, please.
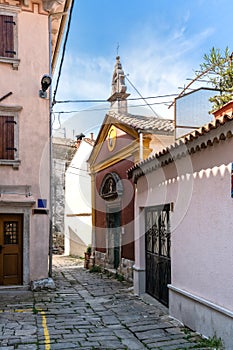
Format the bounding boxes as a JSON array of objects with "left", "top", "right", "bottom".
[{"left": 0, "top": 3, "right": 50, "bottom": 281}]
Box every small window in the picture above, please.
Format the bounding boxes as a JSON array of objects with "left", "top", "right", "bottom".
[
  {"left": 0, "top": 106, "right": 21, "bottom": 168},
  {"left": 0, "top": 6, "right": 19, "bottom": 69}
]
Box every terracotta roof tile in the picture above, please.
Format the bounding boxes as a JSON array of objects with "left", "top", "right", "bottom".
[
  {"left": 108, "top": 111, "right": 174, "bottom": 134},
  {"left": 84, "top": 138, "right": 95, "bottom": 146},
  {"left": 128, "top": 114, "right": 233, "bottom": 181}
]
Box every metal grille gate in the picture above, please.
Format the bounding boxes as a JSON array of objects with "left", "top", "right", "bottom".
[{"left": 145, "top": 204, "right": 171, "bottom": 307}]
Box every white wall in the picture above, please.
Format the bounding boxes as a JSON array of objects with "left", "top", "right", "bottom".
[{"left": 64, "top": 141, "right": 92, "bottom": 256}]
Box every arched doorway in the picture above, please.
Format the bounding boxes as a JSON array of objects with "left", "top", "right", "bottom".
[{"left": 100, "top": 172, "right": 123, "bottom": 270}]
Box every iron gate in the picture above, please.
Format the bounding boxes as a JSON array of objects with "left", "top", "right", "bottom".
[{"left": 145, "top": 204, "right": 171, "bottom": 307}]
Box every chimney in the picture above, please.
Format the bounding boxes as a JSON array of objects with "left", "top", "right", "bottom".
[
  {"left": 213, "top": 100, "right": 233, "bottom": 119},
  {"left": 90, "top": 132, "right": 94, "bottom": 141}
]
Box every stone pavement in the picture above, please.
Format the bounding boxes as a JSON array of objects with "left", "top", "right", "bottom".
[{"left": 0, "top": 256, "right": 219, "bottom": 350}]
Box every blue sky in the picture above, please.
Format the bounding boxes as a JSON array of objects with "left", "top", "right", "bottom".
[{"left": 53, "top": 0, "right": 233, "bottom": 137}]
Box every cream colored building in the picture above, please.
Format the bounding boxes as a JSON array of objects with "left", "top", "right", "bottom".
[
  {"left": 0, "top": 0, "right": 71, "bottom": 287},
  {"left": 64, "top": 135, "right": 95, "bottom": 257}
]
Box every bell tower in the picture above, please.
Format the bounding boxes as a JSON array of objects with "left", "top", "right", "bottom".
[{"left": 107, "top": 56, "right": 130, "bottom": 114}]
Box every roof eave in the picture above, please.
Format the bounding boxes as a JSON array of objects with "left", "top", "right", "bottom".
[{"left": 128, "top": 115, "right": 233, "bottom": 183}]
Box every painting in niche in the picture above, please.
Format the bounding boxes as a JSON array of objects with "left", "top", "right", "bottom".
[
  {"left": 100, "top": 172, "right": 123, "bottom": 201},
  {"left": 101, "top": 176, "right": 117, "bottom": 200}
]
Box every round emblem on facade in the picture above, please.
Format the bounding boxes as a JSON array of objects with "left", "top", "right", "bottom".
[{"left": 107, "top": 125, "right": 117, "bottom": 151}]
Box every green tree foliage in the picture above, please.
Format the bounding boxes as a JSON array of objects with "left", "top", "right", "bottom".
[{"left": 198, "top": 47, "right": 233, "bottom": 112}]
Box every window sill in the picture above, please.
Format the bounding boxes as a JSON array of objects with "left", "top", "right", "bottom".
[
  {"left": 0, "top": 57, "right": 20, "bottom": 70},
  {"left": 0, "top": 159, "right": 21, "bottom": 169}
]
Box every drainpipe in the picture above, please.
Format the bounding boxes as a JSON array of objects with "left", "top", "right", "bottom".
[
  {"left": 48, "top": 5, "right": 72, "bottom": 277},
  {"left": 48, "top": 14, "right": 53, "bottom": 278},
  {"left": 139, "top": 130, "right": 143, "bottom": 162}
]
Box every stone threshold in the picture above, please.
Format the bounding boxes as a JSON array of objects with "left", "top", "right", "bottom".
[{"left": 0, "top": 285, "right": 29, "bottom": 292}]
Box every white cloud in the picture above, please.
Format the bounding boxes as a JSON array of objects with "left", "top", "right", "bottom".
[{"left": 53, "top": 22, "right": 214, "bottom": 122}]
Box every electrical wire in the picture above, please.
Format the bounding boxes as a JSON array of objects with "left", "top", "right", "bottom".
[
  {"left": 52, "top": 100, "right": 173, "bottom": 115},
  {"left": 52, "top": 0, "right": 75, "bottom": 106},
  {"left": 65, "top": 171, "right": 90, "bottom": 178},
  {"left": 54, "top": 93, "right": 177, "bottom": 104},
  {"left": 68, "top": 165, "right": 89, "bottom": 173},
  {"left": 125, "top": 75, "right": 159, "bottom": 118},
  {"left": 55, "top": 168, "right": 89, "bottom": 178}
]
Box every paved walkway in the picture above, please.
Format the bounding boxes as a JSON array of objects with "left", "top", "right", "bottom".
[{"left": 0, "top": 256, "right": 218, "bottom": 349}]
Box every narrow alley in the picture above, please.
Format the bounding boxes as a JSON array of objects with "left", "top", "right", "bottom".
[{"left": 0, "top": 256, "right": 219, "bottom": 350}]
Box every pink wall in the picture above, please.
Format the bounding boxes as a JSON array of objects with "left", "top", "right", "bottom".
[
  {"left": 136, "top": 137, "right": 233, "bottom": 310},
  {"left": 0, "top": 3, "right": 50, "bottom": 281}
]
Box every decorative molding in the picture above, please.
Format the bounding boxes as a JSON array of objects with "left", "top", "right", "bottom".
[
  {"left": 0, "top": 0, "right": 65, "bottom": 14},
  {"left": 90, "top": 141, "right": 138, "bottom": 174},
  {"left": 0, "top": 57, "right": 19, "bottom": 72},
  {"left": 0, "top": 198, "right": 35, "bottom": 206},
  {"left": 0, "top": 105, "right": 22, "bottom": 112},
  {"left": 0, "top": 185, "right": 31, "bottom": 197},
  {"left": 42, "top": 0, "right": 65, "bottom": 12},
  {"left": 0, "top": 159, "right": 21, "bottom": 169},
  {"left": 0, "top": 3, "right": 20, "bottom": 12},
  {"left": 21, "top": 1, "right": 47, "bottom": 14},
  {"left": 0, "top": 0, "right": 20, "bottom": 6},
  {"left": 169, "top": 284, "right": 233, "bottom": 319}
]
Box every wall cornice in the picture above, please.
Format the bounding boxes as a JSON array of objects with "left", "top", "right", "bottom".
[
  {"left": 0, "top": 0, "right": 20, "bottom": 6},
  {"left": 42, "top": 0, "right": 65, "bottom": 13},
  {"left": 128, "top": 117, "right": 233, "bottom": 183}
]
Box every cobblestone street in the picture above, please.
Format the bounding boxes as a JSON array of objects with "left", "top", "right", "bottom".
[{"left": 0, "top": 256, "right": 219, "bottom": 349}]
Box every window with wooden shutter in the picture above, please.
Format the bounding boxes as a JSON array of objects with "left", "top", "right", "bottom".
[
  {"left": 0, "top": 7, "right": 19, "bottom": 69},
  {"left": 0, "top": 106, "right": 21, "bottom": 167},
  {"left": 0, "top": 116, "right": 16, "bottom": 160},
  {"left": 0, "top": 15, "right": 15, "bottom": 58}
]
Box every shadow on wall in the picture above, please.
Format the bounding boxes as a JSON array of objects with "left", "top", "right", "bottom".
[{"left": 68, "top": 226, "right": 87, "bottom": 257}]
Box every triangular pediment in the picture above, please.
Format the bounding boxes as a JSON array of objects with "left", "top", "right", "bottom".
[{"left": 88, "top": 114, "right": 139, "bottom": 169}]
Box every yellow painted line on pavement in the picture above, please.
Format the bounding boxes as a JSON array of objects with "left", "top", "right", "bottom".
[
  {"left": 16, "top": 308, "right": 33, "bottom": 312},
  {"left": 0, "top": 308, "right": 51, "bottom": 350},
  {"left": 39, "top": 309, "right": 50, "bottom": 350}
]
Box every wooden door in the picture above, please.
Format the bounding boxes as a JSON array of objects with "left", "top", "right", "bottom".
[
  {"left": 107, "top": 210, "right": 121, "bottom": 270},
  {"left": 0, "top": 214, "right": 23, "bottom": 285}
]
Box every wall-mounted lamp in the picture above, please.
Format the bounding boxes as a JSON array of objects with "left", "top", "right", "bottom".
[{"left": 39, "top": 74, "right": 52, "bottom": 98}]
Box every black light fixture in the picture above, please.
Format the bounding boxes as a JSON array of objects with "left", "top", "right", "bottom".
[{"left": 39, "top": 74, "right": 52, "bottom": 98}]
